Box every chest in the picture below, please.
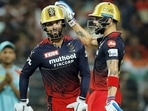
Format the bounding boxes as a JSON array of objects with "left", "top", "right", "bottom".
[
  {"left": 40, "top": 43, "right": 78, "bottom": 69},
  {"left": 95, "top": 40, "right": 106, "bottom": 59}
]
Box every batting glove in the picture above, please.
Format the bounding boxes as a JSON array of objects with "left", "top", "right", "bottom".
[
  {"left": 105, "top": 100, "right": 123, "bottom": 111},
  {"left": 55, "top": 1, "right": 76, "bottom": 27},
  {"left": 14, "top": 99, "right": 33, "bottom": 111},
  {"left": 66, "top": 96, "right": 88, "bottom": 111}
]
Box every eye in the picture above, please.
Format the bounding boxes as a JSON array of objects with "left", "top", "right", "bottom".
[
  {"left": 45, "top": 22, "right": 53, "bottom": 26},
  {"left": 45, "top": 20, "right": 61, "bottom": 26}
]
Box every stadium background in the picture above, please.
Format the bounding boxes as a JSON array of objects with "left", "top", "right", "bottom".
[{"left": 0, "top": 0, "right": 148, "bottom": 111}]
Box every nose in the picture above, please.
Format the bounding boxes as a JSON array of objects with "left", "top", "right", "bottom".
[
  {"left": 93, "top": 20, "right": 98, "bottom": 24},
  {"left": 93, "top": 20, "right": 99, "bottom": 26}
]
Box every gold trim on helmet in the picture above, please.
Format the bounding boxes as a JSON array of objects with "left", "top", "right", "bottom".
[
  {"left": 40, "top": 5, "right": 64, "bottom": 24},
  {"left": 89, "top": 2, "right": 120, "bottom": 22}
]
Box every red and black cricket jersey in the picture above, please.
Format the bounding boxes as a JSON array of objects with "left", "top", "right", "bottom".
[
  {"left": 90, "top": 32, "right": 125, "bottom": 91},
  {"left": 20, "top": 36, "right": 90, "bottom": 99}
]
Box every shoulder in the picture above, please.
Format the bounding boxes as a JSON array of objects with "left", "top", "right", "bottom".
[
  {"left": 65, "top": 36, "right": 84, "bottom": 49},
  {"left": 38, "top": 38, "right": 50, "bottom": 46},
  {"left": 107, "top": 32, "right": 122, "bottom": 38},
  {"left": 31, "top": 38, "right": 50, "bottom": 53},
  {"left": 64, "top": 35, "right": 83, "bottom": 44},
  {"left": 105, "top": 32, "right": 124, "bottom": 47},
  {"left": 107, "top": 32, "right": 124, "bottom": 42}
]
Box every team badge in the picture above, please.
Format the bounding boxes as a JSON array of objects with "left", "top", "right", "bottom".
[
  {"left": 67, "top": 42, "right": 75, "bottom": 52},
  {"left": 107, "top": 40, "right": 116, "bottom": 47},
  {"left": 48, "top": 7, "right": 55, "bottom": 17}
]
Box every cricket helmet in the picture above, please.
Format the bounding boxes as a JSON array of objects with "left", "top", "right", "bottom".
[
  {"left": 40, "top": 5, "right": 64, "bottom": 24},
  {"left": 89, "top": 2, "right": 120, "bottom": 22}
]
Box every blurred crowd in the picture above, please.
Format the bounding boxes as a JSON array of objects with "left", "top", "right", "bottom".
[{"left": 0, "top": 0, "right": 148, "bottom": 111}]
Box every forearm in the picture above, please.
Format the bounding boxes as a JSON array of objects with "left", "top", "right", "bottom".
[
  {"left": 107, "top": 75, "right": 119, "bottom": 97},
  {"left": 107, "top": 59, "right": 119, "bottom": 97},
  {"left": 72, "top": 23, "right": 92, "bottom": 46},
  {"left": 80, "top": 75, "right": 90, "bottom": 98},
  {"left": 20, "top": 74, "right": 29, "bottom": 99}
]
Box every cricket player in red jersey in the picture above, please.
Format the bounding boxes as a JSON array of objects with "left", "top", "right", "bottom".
[
  {"left": 14, "top": 5, "right": 90, "bottom": 111},
  {"left": 56, "top": 1, "right": 125, "bottom": 111}
]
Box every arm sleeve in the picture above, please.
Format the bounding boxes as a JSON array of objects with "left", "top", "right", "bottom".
[
  {"left": 20, "top": 49, "right": 41, "bottom": 99},
  {"left": 78, "top": 45, "right": 90, "bottom": 98},
  {"left": 104, "top": 39, "right": 123, "bottom": 60}
]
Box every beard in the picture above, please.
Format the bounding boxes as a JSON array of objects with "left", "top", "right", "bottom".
[{"left": 47, "top": 28, "right": 63, "bottom": 41}]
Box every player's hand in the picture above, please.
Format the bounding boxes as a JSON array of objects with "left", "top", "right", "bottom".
[
  {"left": 14, "top": 99, "right": 33, "bottom": 111},
  {"left": 66, "top": 96, "right": 88, "bottom": 111},
  {"left": 55, "top": 1, "right": 76, "bottom": 27},
  {"left": 105, "top": 100, "right": 123, "bottom": 111}
]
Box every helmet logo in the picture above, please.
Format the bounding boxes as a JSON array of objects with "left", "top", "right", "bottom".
[
  {"left": 48, "top": 7, "right": 56, "bottom": 17},
  {"left": 103, "top": 8, "right": 114, "bottom": 14}
]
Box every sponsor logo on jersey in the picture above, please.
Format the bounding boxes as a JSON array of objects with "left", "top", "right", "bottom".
[
  {"left": 108, "top": 49, "right": 118, "bottom": 57},
  {"left": 107, "top": 40, "right": 116, "bottom": 47},
  {"left": 49, "top": 53, "right": 77, "bottom": 68},
  {"left": 44, "top": 50, "right": 59, "bottom": 58}
]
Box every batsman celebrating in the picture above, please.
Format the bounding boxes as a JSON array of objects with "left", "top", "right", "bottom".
[
  {"left": 55, "top": 1, "right": 125, "bottom": 111},
  {"left": 14, "top": 5, "right": 90, "bottom": 111}
]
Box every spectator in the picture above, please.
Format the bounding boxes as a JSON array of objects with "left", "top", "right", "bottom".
[{"left": 0, "top": 41, "right": 21, "bottom": 111}]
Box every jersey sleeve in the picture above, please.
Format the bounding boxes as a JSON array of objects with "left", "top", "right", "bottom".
[
  {"left": 78, "top": 44, "right": 90, "bottom": 98},
  {"left": 103, "top": 38, "right": 123, "bottom": 60},
  {"left": 20, "top": 48, "right": 41, "bottom": 99}
]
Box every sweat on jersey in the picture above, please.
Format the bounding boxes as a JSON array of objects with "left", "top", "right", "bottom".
[{"left": 20, "top": 36, "right": 90, "bottom": 99}]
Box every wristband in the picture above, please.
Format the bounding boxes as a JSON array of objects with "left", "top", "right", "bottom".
[
  {"left": 20, "top": 98, "right": 29, "bottom": 104},
  {"left": 107, "top": 76, "right": 119, "bottom": 88},
  {"left": 20, "top": 99, "right": 27, "bottom": 102},
  {"left": 107, "top": 96, "right": 115, "bottom": 103},
  {"left": 79, "top": 96, "right": 86, "bottom": 101}
]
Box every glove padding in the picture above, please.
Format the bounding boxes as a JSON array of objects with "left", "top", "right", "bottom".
[
  {"left": 14, "top": 99, "right": 33, "bottom": 111},
  {"left": 55, "top": 1, "right": 76, "bottom": 27},
  {"left": 105, "top": 100, "right": 123, "bottom": 111},
  {"left": 66, "top": 96, "right": 88, "bottom": 111}
]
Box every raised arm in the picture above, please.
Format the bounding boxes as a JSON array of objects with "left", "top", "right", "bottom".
[
  {"left": 55, "top": 1, "right": 98, "bottom": 47},
  {"left": 72, "top": 23, "right": 93, "bottom": 46}
]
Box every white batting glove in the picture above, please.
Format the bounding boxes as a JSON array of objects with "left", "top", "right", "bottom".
[
  {"left": 14, "top": 99, "right": 33, "bottom": 111},
  {"left": 55, "top": 1, "right": 76, "bottom": 27},
  {"left": 66, "top": 96, "right": 88, "bottom": 111},
  {"left": 105, "top": 100, "right": 123, "bottom": 111}
]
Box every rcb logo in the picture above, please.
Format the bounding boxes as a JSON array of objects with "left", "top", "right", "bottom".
[{"left": 48, "top": 7, "right": 55, "bottom": 17}]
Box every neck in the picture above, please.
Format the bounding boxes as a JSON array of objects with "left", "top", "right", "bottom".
[
  {"left": 104, "top": 23, "right": 117, "bottom": 37},
  {"left": 2, "top": 63, "right": 13, "bottom": 69},
  {"left": 52, "top": 38, "right": 64, "bottom": 48}
]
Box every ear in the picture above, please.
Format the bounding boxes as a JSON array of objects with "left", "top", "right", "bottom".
[{"left": 107, "top": 18, "right": 113, "bottom": 25}]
